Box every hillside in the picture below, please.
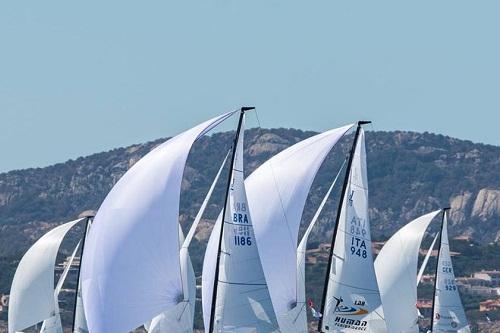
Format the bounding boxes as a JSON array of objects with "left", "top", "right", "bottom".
[{"left": 1, "top": 128, "right": 499, "bottom": 297}]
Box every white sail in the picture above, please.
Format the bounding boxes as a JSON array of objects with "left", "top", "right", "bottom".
[
  {"left": 74, "top": 220, "right": 91, "bottom": 333},
  {"left": 417, "top": 232, "right": 439, "bottom": 286},
  {"left": 294, "top": 160, "right": 347, "bottom": 331},
  {"left": 147, "top": 153, "right": 227, "bottom": 333},
  {"left": 432, "top": 213, "right": 470, "bottom": 333},
  {"left": 40, "top": 240, "right": 82, "bottom": 333},
  {"left": 246, "top": 124, "right": 353, "bottom": 331},
  {"left": 8, "top": 218, "right": 84, "bottom": 333},
  {"left": 147, "top": 225, "right": 196, "bottom": 333},
  {"left": 374, "top": 210, "right": 441, "bottom": 333},
  {"left": 321, "top": 129, "right": 386, "bottom": 333},
  {"left": 81, "top": 111, "right": 236, "bottom": 333},
  {"left": 208, "top": 114, "right": 279, "bottom": 332}
]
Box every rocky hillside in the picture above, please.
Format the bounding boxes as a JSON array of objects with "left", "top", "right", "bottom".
[{"left": 0, "top": 128, "right": 499, "bottom": 294}]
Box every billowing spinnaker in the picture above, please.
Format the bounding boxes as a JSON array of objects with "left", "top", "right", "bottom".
[
  {"left": 148, "top": 154, "right": 228, "bottom": 333},
  {"left": 247, "top": 124, "right": 353, "bottom": 329},
  {"left": 374, "top": 210, "right": 441, "bottom": 333},
  {"left": 81, "top": 111, "right": 236, "bottom": 333},
  {"left": 320, "top": 129, "right": 386, "bottom": 333},
  {"left": 209, "top": 114, "right": 279, "bottom": 332},
  {"left": 432, "top": 214, "right": 470, "bottom": 333},
  {"left": 8, "top": 218, "right": 83, "bottom": 333}
]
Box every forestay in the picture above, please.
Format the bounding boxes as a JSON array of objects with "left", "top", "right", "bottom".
[
  {"left": 294, "top": 161, "right": 347, "bottom": 332},
  {"left": 374, "top": 210, "right": 441, "bottom": 333},
  {"left": 8, "top": 218, "right": 84, "bottom": 333},
  {"left": 417, "top": 232, "right": 439, "bottom": 286},
  {"left": 204, "top": 114, "right": 279, "bottom": 332},
  {"left": 81, "top": 111, "right": 236, "bottom": 333},
  {"left": 320, "top": 129, "right": 386, "bottom": 333},
  {"left": 246, "top": 124, "right": 353, "bottom": 330},
  {"left": 432, "top": 213, "right": 470, "bottom": 333}
]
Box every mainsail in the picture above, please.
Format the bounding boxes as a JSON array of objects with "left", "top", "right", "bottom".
[
  {"left": 432, "top": 211, "right": 470, "bottom": 333},
  {"left": 8, "top": 218, "right": 84, "bottom": 333},
  {"left": 319, "top": 125, "right": 386, "bottom": 333},
  {"left": 374, "top": 210, "right": 442, "bottom": 333},
  {"left": 81, "top": 111, "right": 236, "bottom": 333},
  {"left": 204, "top": 109, "right": 279, "bottom": 332}
]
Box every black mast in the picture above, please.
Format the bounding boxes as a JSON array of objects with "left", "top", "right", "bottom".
[
  {"left": 430, "top": 208, "right": 449, "bottom": 333},
  {"left": 208, "top": 107, "right": 253, "bottom": 333},
  {"left": 318, "top": 121, "right": 370, "bottom": 332},
  {"left": 71, "top": 212, "right": 94, "bottom": 332}
]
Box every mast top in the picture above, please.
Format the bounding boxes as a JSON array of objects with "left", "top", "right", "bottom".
[
  {"left": 78, "top": 210, "right": 97, "bottom": 218},
  {"left": 241, "top": 106, "right": 255, "bottom": 112},
  {"left": 442, "top": 207, "right": 451, "bottom": 211},
  {"left": 357, "top": 120, "right": 371, "bottom": 126}
]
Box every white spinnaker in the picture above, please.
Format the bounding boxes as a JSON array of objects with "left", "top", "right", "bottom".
[
  {"left": 148, "top": 225, "right": 196, "bottom": 333},
  {"left": 321, "top": 129, "right": 386, "bottom": 333},
  {"left": 209, "top": 114, "right": 279, "bottom": 332},
  {"left": 147, "top": 153, "right": 228, "bottom": 333},
  {"left": 247, "top": 124, "right": 353, "bottom": 330},
  {"left": 374, "top": 210, "right": 441, "bottom": 333},
  {"left": 417, "top": 232, "right": 439, "bottom": 286},
  {"left": 8, "top": 218, "right": 84, "bottom": 333},
  {"left": 294, "top": 160, "right": 347, "bottom": 332},
  {"left": 148, "top": 151, "right": 228, "bottom": 333},
  {"left": 81, "top": 111, "right": 236, "bottom": 333},
  {"left": 40, "top": 240, "right": 81, "bottom": 333},
  {"left": 433, "top": 214, "right": 470, "bottom": 333}
]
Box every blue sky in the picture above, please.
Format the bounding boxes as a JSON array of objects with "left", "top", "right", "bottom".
[{"left": 1, "top": 1, "right": 499, "bottom": 172}]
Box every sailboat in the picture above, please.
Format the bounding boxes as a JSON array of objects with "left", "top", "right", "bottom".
[
  {"left": 202, "top": 108, "right": 280, "bottom": 332},
  {"left": 80, "top": 110, "right": 237, "bottom": 333},
  {"left": 431, "top": 210, "right": 470, "bottom": 333},
  {"left": 234, "top": 123, "right": 353, "bottom": 332},
  {"left": 374, "top": 210, "right": 443, "bottom": 333},
  {"left": 318, "top": 122, "right": 387, "bottom": 332},
  {"left": 201, "top": 122, "right": 354, "bottom": 332},
  {"left": 8, "top": 212, "right": 93, "bottom": 333}
]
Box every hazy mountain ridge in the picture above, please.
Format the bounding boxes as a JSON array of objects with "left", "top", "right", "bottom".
[{"left": 0, "top": 128, "right": 499, "bottom": 294}]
